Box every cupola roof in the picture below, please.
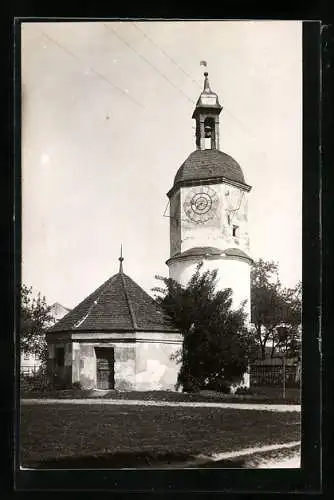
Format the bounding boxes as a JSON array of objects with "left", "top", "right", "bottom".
[{"left": 192, "top": 72, "right": 222, "bottom": 116}]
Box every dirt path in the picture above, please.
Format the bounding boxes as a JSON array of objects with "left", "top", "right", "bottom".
[
  {"left": 170, "top": 442, "right": 301, "bottom": 469},
  {"left": 21, "top": 398, "right": 301, "bottom": 412}
]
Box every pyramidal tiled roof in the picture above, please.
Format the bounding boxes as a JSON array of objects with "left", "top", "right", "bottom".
[{"left": 47, "top": 271, "right": 179, "bottom": 334}]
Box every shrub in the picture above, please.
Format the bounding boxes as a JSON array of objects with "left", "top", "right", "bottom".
[
  {"left": 204, "top": 378, "right": 231, "bottom": 394},
  {"left": 20, "top": 369, "right": 53, "bottom": 392},
  {"left": 71, "top": 382, "right": 83, "bottom": 390},
  {"left": 235, "top": 386, "right": 254, "bottom": 395}
]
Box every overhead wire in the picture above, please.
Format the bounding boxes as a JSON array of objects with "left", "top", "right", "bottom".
[
  {"left": 40, "top": 30, "right": 144, "bottom": 109},
  {"left": 103, "top": 23, "right": 194, "bottom": 104},
  {"left": 131, "top": 22, "right": 257, "bottom": 142},
  {"left": 131, "top": 22, "right": 202, "bottom": 89},
  {"left": 39, "top": 25, "right": 253, "bottom": 149},
  {"left": 103, "top": 23, "right": 244, "bottom": 147}
]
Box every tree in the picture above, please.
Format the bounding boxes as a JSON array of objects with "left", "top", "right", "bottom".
[
  {"left": 153, "top": 263, "right": 255, "bottom": 392},
  {"left": 251, "top": 259, "right": 302, "bottom": 360},
  {"left": 270, "top": 282, "right": 302, "bottom": 358},
  {"left": 20, "top": 284, "right": 54, "bottom": 368}
]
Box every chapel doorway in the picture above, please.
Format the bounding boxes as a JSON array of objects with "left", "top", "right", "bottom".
[{"left": 95, "top": 347, "right": 115, "bottom": 390}]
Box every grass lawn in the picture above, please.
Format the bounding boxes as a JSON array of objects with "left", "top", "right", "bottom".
[
  {"left": 20, "top": 387, "right": 301, "bottom": 405},
  {"left": 20, "top": 403, "right": 301, "bottom": 469}
]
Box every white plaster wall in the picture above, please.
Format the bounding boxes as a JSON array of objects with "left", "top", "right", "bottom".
[
  {"left": 180, "top": 185, "right": 222, "bottom": 252},
  {"left": 179, "top": 183, "right": 250, "bottom": 255},
  {"left": 135, "top": 340, "right": 181, "bottom": 391},
  {"left": 66, "top": 336, "right": 183, "bottom": 391},
  {"left": 170, "top": 190, "right": 181, "bottom": 256},
  {"left": 72, "top": 342, "right": 80, "bottom": 384},
  {"left": 75, "top": 342, "right": 137, "bottom": 390},
  {"left": 169, "top": 256, "right": 251, "bottom": 321},
  {"left": 79, "top": 344, "right": 96, "bottom": 389},
  {"left": 64, "top": 343, "right": 72, "bottom": 367},
  {"left": 114, "top": 344, "right": 136, "bottom": 391}
]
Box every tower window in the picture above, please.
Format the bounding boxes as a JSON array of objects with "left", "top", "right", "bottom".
[{"left": 232, "top": 225, "right": 239, "bottom": 237}]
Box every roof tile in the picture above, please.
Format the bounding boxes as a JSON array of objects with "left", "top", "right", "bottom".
[
  {"left": 174, "top": 149, "right": 247, "bottom": 186},
  {"left": 48, "top": 272, "right": 179, "bottom": 334}
]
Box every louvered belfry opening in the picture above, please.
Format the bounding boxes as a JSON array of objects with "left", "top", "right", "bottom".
[{"left": 204, "top": 117, "right": 215, "bottom": 149}]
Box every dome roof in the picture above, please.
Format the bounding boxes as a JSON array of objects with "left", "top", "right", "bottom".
[{"left": 173, "top": 149, "right": 247, "bottom": 188}]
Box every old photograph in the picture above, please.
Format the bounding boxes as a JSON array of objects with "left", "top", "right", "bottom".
[{"left": 20, "top": 20, "right": 302, "bottom": 470}]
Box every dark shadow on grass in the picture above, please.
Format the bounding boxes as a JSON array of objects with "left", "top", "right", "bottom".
[
  {"left": 23, "top": 451, "right": 198, "bottom": 469},
  {"left": 23, "top": 451, "right": 251, "bottom": 469},
  {"left": 196, "top": 459, "right": 247, "bottom": 468}
]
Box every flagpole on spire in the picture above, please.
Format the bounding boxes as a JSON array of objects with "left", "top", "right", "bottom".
[{"left": 119, "top": 244, "right": 124, "bottom": 273}]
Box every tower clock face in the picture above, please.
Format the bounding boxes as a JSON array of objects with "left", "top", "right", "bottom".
[{"left": 183, "top": 186, "right": 220, "bottom": 224}]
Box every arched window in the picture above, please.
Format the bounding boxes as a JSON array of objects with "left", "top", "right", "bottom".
[{"left": 204, "top": 117, "right": 215, "bottom": 149}]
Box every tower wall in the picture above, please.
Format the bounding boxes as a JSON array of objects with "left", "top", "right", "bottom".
[
  {"left": 168, "top": 256, "right": 251, "bottom": 322},
  {"left": 179, "top": 183, "right": 250, "bottom": 257},
  {"left": 169, "top": 190, "right": 181, "bottom": 256},
  {"left": 166, "top": 72, "right": 252, "bottom": 390}
]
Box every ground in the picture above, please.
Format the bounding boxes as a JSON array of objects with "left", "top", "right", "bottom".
[
  {"left": 20, "top": 401, "right": 300, "bottom": 469},
  {"left": 20, "top": 387, "right": 301, "bottom": 404}
]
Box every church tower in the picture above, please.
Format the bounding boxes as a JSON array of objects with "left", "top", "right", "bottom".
[{"left": 166, "top": 71, "right": 252, "bottom": 319}]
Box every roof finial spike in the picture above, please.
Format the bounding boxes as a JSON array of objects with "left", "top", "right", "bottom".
[
  {"left": 119, "top": 244, "right": 124, "bottom": 273},
  {"left": 203, "top": 71, "right": 211, "bottom": 92}
]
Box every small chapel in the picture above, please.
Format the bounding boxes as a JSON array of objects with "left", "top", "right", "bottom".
[
  {"left": 46, "top": 253, "right": 182, "bottom": 390},
  {"left": 46, "top": 70, "right": 252, "bottom": 391}
]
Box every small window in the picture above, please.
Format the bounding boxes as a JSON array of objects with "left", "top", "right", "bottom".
[
  {"left": 55, "top": 347, "right": 65, "bottom": 367},
  {"left": 227, "top": 214, "right": 231, "bottom": 225},
  {"left": 232, "top": 225, "right": 239, "bottom": 237}
]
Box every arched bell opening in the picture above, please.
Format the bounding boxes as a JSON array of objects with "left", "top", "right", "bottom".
[{"left": 204, "top": 117, "right": 216, "bottom": 149}]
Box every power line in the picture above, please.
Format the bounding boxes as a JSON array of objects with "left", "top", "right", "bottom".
[
  {"left": 130, "top": 23, "right": 256, "bottom": 142},
  {"left": 40, "top": 26, "right": 252, "bottom": 148},
  {"left": 103, "top": 23, "right": 194, "bottom": 105},
  {"left": 131, "top": 22, "right": 202, "bottom": 89},
  {"left": 40, "top": 30, "right": 144, "bottom": 109},
  {"left": 103, "top": 25, "right": 242, "bottom": 146}
]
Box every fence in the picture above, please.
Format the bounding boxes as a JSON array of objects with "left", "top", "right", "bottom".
[
  {"left": 250, "top": 364, "right": 300, "bottom": 388},
  {"left": 20, "top": 365, "right": 40, "bottom": 377}
]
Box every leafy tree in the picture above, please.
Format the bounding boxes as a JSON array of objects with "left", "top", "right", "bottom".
[
  {"left": 251, "top": 259, "right": 302, "bottom": 359},
  {"left": 270, "top": 282, "right": 302, "bottom": 358},
  {"left": 20, "top": 284, "right": 54, "bottom": 367},
  {"left": 153, "top": 263, "right": 256, "bottom": 392}
]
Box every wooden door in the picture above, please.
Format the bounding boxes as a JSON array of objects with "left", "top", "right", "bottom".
[{"left": 95, "top": 348, "right": 115, "bottom": 390}]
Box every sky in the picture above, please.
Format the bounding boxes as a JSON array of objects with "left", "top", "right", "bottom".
[{"left": 21, "top": 20, "right": 302, "bottom": 309}]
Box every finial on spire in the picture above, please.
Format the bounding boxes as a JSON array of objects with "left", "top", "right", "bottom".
[
  {"left": 119, "top": 244, "right": 124, "bottom": 273},
  {"left": 203, "top": 72, "right": 211, "bottom": 92}
]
